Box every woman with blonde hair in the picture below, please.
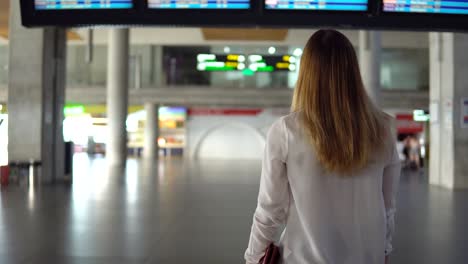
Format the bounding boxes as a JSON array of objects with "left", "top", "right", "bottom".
[{"left": 245, "top": 30, "right": 401, "bottom": 264}]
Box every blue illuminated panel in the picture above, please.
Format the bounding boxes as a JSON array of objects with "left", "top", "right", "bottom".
[
  {"left": 35, "top": 0, "right": 133, "bottom": 10},
  {"left": 265, "top": 0, "right": 368, "bottom": 11},
  {"left": 148, "top": 0, "right": 250, "bottom": 9},
  {"left": 383, "top": 0, "right": 468, "bottom": 14}
]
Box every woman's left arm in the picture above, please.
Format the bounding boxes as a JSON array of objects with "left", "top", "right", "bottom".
[{"left": 245, "top": 118, "right": 290, "bottom": 264}]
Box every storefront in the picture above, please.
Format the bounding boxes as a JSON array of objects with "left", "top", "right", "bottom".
[
  {"left": 127, "top": 106, "right": 186, "bottom": 156},
  {"left": 63, "top": 104, "right": 187, "bottom": 157}
]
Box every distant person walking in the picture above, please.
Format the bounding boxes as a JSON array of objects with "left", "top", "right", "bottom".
[
  {"left": 408, "top": 136, "right": 421, "bottom": 170},
  {"left": 245, "top": 30, "right": 401, "bottom": 264}
]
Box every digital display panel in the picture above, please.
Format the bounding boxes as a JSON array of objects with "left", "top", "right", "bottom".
[
  {"left": 197, "top": 54, "right": 247, "bottom": 71},
  {"left": 196, "top": 54, "right": 297, "bottom": 72},
  {"left": 383, "top": 0, "right": 468, "bottom": 14},
  {"left": 197, "top": 54, "right": 297, "bottom": 73},
  {"left": 35, "top": 0, "right": 133, "bottom": 10},
  {"left": 148, "top": 0, "right": 250, "bottom": 9},
  {"left": 265, "top": 0, "right": 368, "bottom": 11},
  {"left": 249, "top": 55, "right": 297, "bottom": 72}
]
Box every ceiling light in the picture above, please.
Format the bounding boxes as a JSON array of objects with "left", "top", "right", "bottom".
[
  {"left": 268, "top": 47, "right": 276, "bottom": 54},
  {"left": 293, "top": 48, "right": 303, "bottom": 57}
]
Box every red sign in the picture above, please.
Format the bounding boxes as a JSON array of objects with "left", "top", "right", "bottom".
[
  {"left": 396, "top": 114, "right": 424, "bottom": 134},
  {"left": 0, "top": 166, "right": 9, "bottom": 186},
  {"left": 188, "top": 108, "right": 263, "bottom": 116}
]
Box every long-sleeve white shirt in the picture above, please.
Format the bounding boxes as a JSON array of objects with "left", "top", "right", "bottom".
[{"left": 245, "top": 113, "right": 401, "bottom": 264}]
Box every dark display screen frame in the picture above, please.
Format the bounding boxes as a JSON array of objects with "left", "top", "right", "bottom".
[
  {"left": 19, "top": 0, "right": 468, "bottom": 31},
  {"left": 21, "top": 0, "right": 143, "bottom": 27},
  {"left": 21, "top": 0, "right": 259, "bottom": 27},
  {"left": 381, "top": 0, "right": 468, "bottom": 16},
  {"left": 33, "top": 0, "right": 134, "bottom": 10},
  {"left": 140, "top": 0, "right": 258, "bottom": 27},
  {"left": 264, "top": 0, "right": 370, "bottom": 12},
  {"left": 376, "top": 0, "right": 468, "bottom": 31},
  {"left": 147, "top": 0, "right": 251, "bottom": 10},
  {"left": 258, "top": 0, "right": 377, "bottom": 28}
]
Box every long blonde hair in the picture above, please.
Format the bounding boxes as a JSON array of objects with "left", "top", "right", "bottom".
[{"left": 291, "top": 29, "right": 387, "bottom": 174}]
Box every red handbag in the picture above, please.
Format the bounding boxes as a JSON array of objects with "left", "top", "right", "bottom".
[{"left": 260, "top": 243, "right": 281, "bottom": 264}]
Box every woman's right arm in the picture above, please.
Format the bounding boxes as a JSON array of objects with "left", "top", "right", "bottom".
[
  {"left": 382, "top": 141, "right": 401, "bottom": 259},
  {"left": 245, "top": 119, "right": 290, "bottom": 264}
]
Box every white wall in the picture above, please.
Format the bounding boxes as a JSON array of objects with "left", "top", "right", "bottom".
[{"left": 187, "top": 108, "right": 289, "bottom": 160}]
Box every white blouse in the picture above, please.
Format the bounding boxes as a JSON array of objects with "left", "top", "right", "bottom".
[{"left": 245, "top": 113, "right": 401, "bottom": 264}]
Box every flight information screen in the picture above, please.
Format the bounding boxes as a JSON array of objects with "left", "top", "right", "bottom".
[
  {"left": 148, "top": 0, "right": 250, "bottom": 9},
  {"left": 383, "top": 0, "right": 468, "bottom": 14},
  {"left": 35, "top": 0, "right": 133, "bottom": 10},
  {"left": 265, "top": 0, "right": 368, "bottom": 11}
]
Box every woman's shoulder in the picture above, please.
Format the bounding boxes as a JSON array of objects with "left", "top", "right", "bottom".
[
  {"left": 381, "top": 112, "right": 397, "bottom": 142},
  {"left": 270, "top": 112, "right": 300, "bottom": 135},
  {"left": 282, "top": 111, "right": 301, "bottom": 128},
  {"left": 380, "top": 112, "right": 400, "bottom": 163}
]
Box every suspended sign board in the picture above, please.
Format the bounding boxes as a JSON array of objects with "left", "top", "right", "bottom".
[
  {"left": 413, "top": 109, "right": 430, "bottom": 122},
  {"left": 378, "top": 0, "right": 468, "bottom": 31},
  {"left": 196, "top": 54, "right": 297, "bottom": 72},
  {"left": 197, "top": 54, "right": 247, "bottom": 71},
  {"left": 19, "top": 0, "right": 468, "bottom": 30},
  {"left": 248, "top": 55, "right": 297, "bottom": 72},
  {"left": 21, "top": 0, "right": 258, "bottom": 27},
  {"left": 148, "top": 0, "right": 250, "bottom": 9},
  {"left": 34, "top": 0, "right": 133, "bottom": 10},
  {"left": 383, "top": 0, "right": 468, "bottom": 15},
  {"left": 265, "top": 0, "right": 368, "bottom": 11}
]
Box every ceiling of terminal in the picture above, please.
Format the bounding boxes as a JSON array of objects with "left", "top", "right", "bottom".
[
  {"left": 0, "top": 2, "right": 82, "bottom": 41},
  {"left": 201, "top": 28, "right": 288, "bottom": 42},
  {"left": 0, "top": 1, "right": 8, "bottom": 39}
]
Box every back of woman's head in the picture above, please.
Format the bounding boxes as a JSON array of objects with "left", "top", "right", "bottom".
[{"left": 291, "top": 29, "right": 387, "bottom": 174}]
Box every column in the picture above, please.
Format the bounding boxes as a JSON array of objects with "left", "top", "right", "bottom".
[
  {"left": 143, "top": 103, "right": 159, "bottom": 159},
  {"left": 429, "top": 32, "right": 468, "bottom": 189},
  {"left": 151, "top": 46, "right": 165, "bottom": 86},
  {"left": 359, "top": 31, "right": 382, "bottom": 107},
  {"left": 107, "top": 29, "right": 129, "bottom": 166},
  {"left": 8, "top": 0, "right": 66, "bottom": 183}
]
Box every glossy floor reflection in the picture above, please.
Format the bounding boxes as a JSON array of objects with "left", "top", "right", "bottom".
[{"left": 0, "top": 153, "right": 467, "bottom": 264}]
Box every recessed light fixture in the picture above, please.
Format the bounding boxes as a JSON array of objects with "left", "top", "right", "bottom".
[
  {"left": 268, "top": 47, "right": 276, "bottom": 54},
  {"left": 293, "top": 48, "right": 303, "bottom": 57}
]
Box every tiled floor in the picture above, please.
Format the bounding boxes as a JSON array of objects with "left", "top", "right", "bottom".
[{"left": 0, "top": 153, "right": 467, "bottom": 264}]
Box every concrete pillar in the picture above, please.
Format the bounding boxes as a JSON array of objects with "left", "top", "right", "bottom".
[
  {"left": 106, "top": 29, "right": 129, "bottom": 166},
  {"left": 359, "top": 31, "right": 382, "bottom": 106},
  {"left": 152, "top": 46, "right": 165, "bottom": 86},
  {"left": 143, "top": 103, "right": 159, "bottom": 159},
  {"left": 8, "top": 0, "right": 66, "bottom": 183},
  {"left": 429, "top": 32, "right": 468, "bottom": 189}
]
